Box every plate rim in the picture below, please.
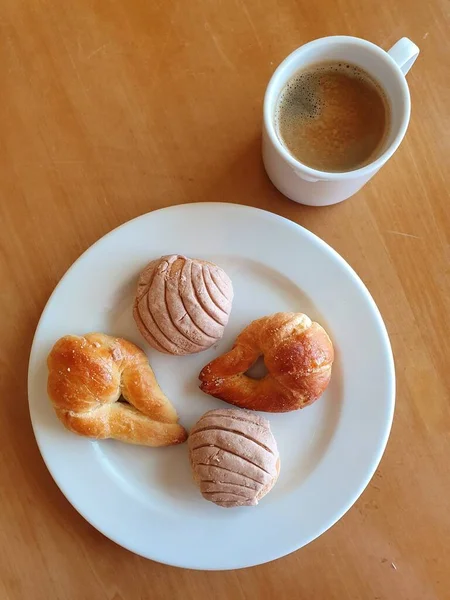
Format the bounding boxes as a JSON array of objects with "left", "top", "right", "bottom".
[{"left": 28, "top": 202, "right": 395, "bottom": 569}]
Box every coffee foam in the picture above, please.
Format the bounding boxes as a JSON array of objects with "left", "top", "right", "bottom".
[{"left": 276, "top": 63, "right": 370, "bottom": 123}]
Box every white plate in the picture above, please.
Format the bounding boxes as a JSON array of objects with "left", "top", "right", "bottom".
[{"left": 28, "top": 203, "right": 395, "bottom": 570}]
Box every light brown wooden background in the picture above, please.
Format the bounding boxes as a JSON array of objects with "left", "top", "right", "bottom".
[{"left": 1, "top": 0, "right": 449, "bottom": 598}]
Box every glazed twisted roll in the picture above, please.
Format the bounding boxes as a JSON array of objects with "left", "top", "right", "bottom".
[
  {"left": 47, "top": 333, "right": 187, "bottom": 446},
  {"left": 133, "top": 255, "right": 233, "bottom": 355},
  {"left": 199, "top": 312, "right": 334, "bottom": 412}
]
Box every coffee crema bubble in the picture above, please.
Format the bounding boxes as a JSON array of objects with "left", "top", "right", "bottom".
[{"left": 275, "top": 61, "right": 390, "bottom": 173}]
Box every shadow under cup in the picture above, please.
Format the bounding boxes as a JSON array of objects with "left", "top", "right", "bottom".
[{"left": 263, "top": 37, "right": 412, "bottom": 206}]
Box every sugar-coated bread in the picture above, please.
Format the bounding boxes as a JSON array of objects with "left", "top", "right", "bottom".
[
  {"left": 188, "top": 408, "right": 280, "bottom": 508},
  {"left": 133, "top": 255, "right": 233, "bottom": 355},
  {"left": 199, "top": 312, "right": 334, "bottom": 412},
  {"left": 47, "top": 333, "right": 187, "bottom": 446}
]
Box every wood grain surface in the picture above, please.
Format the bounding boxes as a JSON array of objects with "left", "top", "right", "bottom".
[{"left": 0, "top": 0, "right": 449, "bottom": 598}]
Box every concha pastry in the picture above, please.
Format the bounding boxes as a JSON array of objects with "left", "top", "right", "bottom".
[
  {"left": 133, "top": 255, "right": 233, "bottom": 355},
  {"left": 188, "top": 408, "right": 280, "bottom": 508}
]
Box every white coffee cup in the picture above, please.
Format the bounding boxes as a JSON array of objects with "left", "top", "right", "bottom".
[{"left": 262, "top": 36, "right": 419, "bottom": 206}]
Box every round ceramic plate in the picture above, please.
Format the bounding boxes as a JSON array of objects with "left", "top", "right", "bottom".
[{"left": 28, "top": 203, "right": 395, "bottom": 570}]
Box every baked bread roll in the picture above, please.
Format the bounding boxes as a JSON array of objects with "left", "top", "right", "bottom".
[
  {"left": 199, "top": 312, "right": 334, "bottom": 412},
  {"left": 133, "top": 255, "right": 233, "bottom": 355},
  {"left": 188, "top": 409, "right": 280, "bottom": 507},
  {"left": 47, "top": 333, "right": 187, "bottom": 446}
]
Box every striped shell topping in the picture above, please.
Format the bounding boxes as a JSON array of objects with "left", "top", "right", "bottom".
[
  {"left": 133, "top": 255, "right": 233, "bottom": 355},
  {"left": 188, "top": 408, "right": 280, "bottom": 508}
]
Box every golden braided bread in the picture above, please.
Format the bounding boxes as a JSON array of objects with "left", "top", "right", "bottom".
[
  {"left": 199, "top": 312, "right": 334, "bottom": 412},
  {"left": 47, "top": 333, "right": 187, "bottom": 446}
]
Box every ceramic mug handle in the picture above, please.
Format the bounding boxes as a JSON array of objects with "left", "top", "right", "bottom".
[{"left": 388, "top": 37, "right": 420, "bottom": 75}]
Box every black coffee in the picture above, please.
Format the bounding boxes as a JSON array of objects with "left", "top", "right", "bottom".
[{"left": 275, "top": 61, "right": 390, "bottom": 172}]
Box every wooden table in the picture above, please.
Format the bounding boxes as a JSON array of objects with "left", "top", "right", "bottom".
[{"left": 1, "top": 1, "right": 449, "bottom": 598}]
